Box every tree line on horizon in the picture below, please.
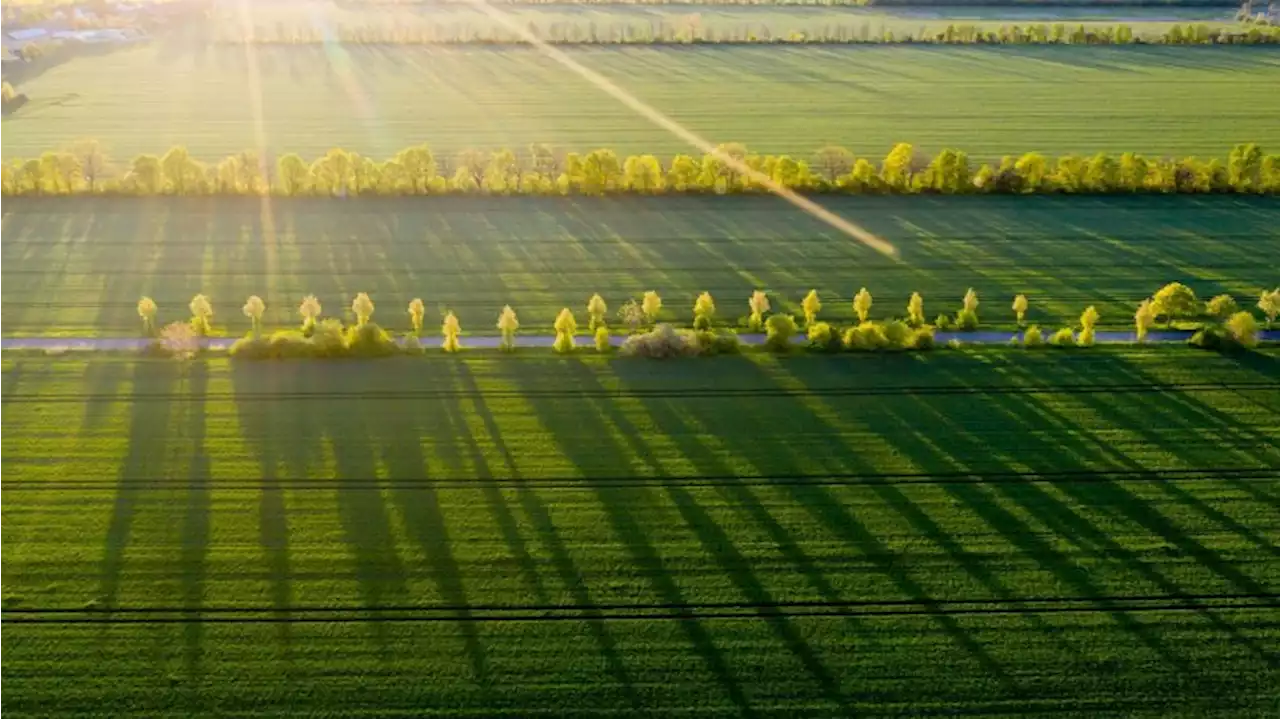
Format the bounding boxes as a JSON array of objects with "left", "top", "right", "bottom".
[
  {"left": 4, "top": 142, "right": 1278, "bottom": 197},
  {"left": 215, "top": 19, "right": 1280, "bottom": 46}
]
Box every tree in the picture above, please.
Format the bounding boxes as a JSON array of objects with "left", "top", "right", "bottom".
[
  {"left": 587, "top": 293, "right": 607, "bottom": 331},
  {"left": 616, "top": 299, "right": 645, "bottom": 334},
  {"left": 1013, "top": 153, "right": 1047, "bottom": 192},
  {"left": 127, "top": 154, "right": 162, "bottom": 194},
  {"left": 1079, "top": 305, "right": 1100, "bottom": 346},
  {"left": 276, "top": 153, "right": 310, "bottom": 196},
  {"left": 442, "top": 311, "right": 461, "bottom": 352},
  {"left": 594, "top": 326, "right": 611, "bottom": 353},
  {"left": 243, "top": 295, "right": 265, "bottom": 335},
  {"left": 1152, "top": 282, "right": 1199, "bottom": 325},
  {"left": 396, "top": 144, "right": 436, "bottom": 194},
  {"left": 667, "top": 155, "right": 699, "bottom": 191},
  {"left": 907, "top": 292, "right": 925, "bottom": 327},
  {"left": 693, "top": 292, "right": 716, "bottom": 330},
  {"left": 747, "top": 290, "right": 770, "bottom": 331},
  {"left": 963, "top": 288, "right": 979, "bottom": 315},
  {"left": 1227, "top": 143, "right": 1263, "bottom": 192},
  {"left": 802, "top": 290, "right": 821, "bottom": 326},
  {"left": 1118, "top": 152, "right": 1149, "bottom": 191},
  {"left": 484, "top": 148, "right": 519, "bottom": 194},
  {"left": 553, "top": 308, "right": 577, "bottom": 353},
  {"left": 1258, "top": 288, "right": 1280, "bottom": 327},
  {"left": 352, "top": 292, "right": 374, "bottom": 326},
  {"left": 137, "top": 296, "right": 157, "bottom": 336},
  {"left": 160, "top": 146, "right": 202, "bottom": 195},
  {"left": 1084, "top": 152, "right": 1119, "bottom": 192},
  {"left": 853, "top": 287, "right": 872, "bottom": 323},
  {"left": 1012, "top": 294, "right": 1029, "bottom": 325},
  {"left": 881, "top": 143, "right": 915, "bottom": 192},
  {"left": 1226, "top": 311, "right": 1259, "bottom": 348},
  {"left": 642, "top": 291, "right": 663, "bottom": 325},
  {"left": 623, "top": 154, "right": 665, "bottom": 193},
  {"left": 189, "top": 294, "right": 214, "bottom": 336},
  {"left": 582, "top": 149, "right": 622, "bottom": 194},
  {"left": 812, "top": 145, "right": 854, "bottom": 184},
  {"left": 1134, "top": 298, "right": 1156, "bottom": 342},
  {"left": 1206, "top": 294, "right": 1239, "bottom": 319},
  {"left": 497, "top": 305, "right": 519, "bottom": 351},
  {"left": 71, "top": 139, "right": 110, "bottom": 193},
  {"left": 299, "top": 295, "right": 322, "bottom": 334},
  {"left": 408, "top": 298, "right": 425, "bottom": 335}
]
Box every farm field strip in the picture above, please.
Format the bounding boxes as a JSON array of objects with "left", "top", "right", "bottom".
[
  {"left": 4, "top": 350, "right": 1280, "bottom": 714},
  {"left": 5, "top": 45, "right": 1279, "bottom": 161},
  {"left": 4, "top": 196, "right": 1278, "bottom": 337}
]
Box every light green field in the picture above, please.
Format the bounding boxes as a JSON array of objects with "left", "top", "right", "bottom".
[
  {"left": 3, "top": 195, "right": 1278, "bottom": 337},
  {"left": 3, "top": 348, "right": 1279, "bottom": 715},
  {"left": 4, "top": 44, "right": 1279, "bottom": 162}
]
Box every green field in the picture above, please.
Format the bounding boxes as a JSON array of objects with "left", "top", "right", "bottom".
[
  {"left": 3, "top": 348, "right": 1279, "bottom": 714},
  {"left": 4, "top": 44, "right": 1279, "bottom": 162},
  {"left": 3, "top": 195, "right": 1277, "bottom": 337}
]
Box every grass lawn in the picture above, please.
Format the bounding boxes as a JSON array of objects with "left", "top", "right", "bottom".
[
  {"left": 2, "top": 194, "right": 1277, "bottom": 337},
  {"left": 4, "top": 43, "right": 1278, "bottom": 162},
  {"left": 3, "top": 347, "right": 1278, "bottom": 714}
]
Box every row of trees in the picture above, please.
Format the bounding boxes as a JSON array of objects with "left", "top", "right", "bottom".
[
  {"left": 140, "top": 284, "right": 1280, "bottom": 359},
  {"left": 215, "top": 20, "right": 1280, "bottom": 46},
  {"left": 6, "top": 142, "right": 1279, "bottom": 197}
]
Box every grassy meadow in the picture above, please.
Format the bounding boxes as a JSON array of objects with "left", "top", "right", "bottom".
[
  {"left": 4, "top": 44, "right": 1279, "bottom": 162},
  {"left": 3, "top": 194, "right": 1277, "bottom": 337},
  {"left": 3, "top": 348, "right": 1279, "bottom": 714}
]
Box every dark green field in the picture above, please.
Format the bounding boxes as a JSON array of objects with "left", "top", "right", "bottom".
[
  {"left": 3, "top": 195, "right": 1278, "bottom": 337},
  {"left": 3, "top": 348, "right": 1279, "bottom": 714}
]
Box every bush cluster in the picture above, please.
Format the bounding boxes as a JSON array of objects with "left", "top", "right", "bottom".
[{"left": 5, "top": 142, "right": 1278, "bottom": 197}]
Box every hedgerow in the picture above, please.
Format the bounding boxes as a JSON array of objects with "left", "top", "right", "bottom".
[{"left": 5, "top": 143, "right": 1278, "bottom": 197}]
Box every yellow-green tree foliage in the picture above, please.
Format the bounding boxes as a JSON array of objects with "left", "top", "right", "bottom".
[
  {"left": 1078, "top": 305, "right": 1100, "bottom": 346},
  {"left": 243, "top": 295, "right": 266, "bottom": 334},
  {"left": 642, "top": 291, "right": 662, "bottom": 324},
  {"left": 907, "top": 292, "right": 925, "bottom": 326},
  {"left": 748, "top": 290, "right": 770, "bottom": 331},
  {"left": 497, "top": 305, "right": 519, "bottom": 351},
  {"left": 802, "top": 290, "right": 821, "bottom": 326},
  {"left": 299, "top": 295, "right": 322, "bottom": 332},
  {"left": 442, "top": 311, "right": 461, "bottom": 352},
  {"left": 587, "top": 293, "right": 607, "bottom": 331},
  {"left": 409, "top": 298, "right": 425, "bottom": 334},
  {"left": 1012, "top": 294, "right": 1029, "bottom": 325},
  {"left": 352, "top": 292, "right": 374, "bottom": 326},
  {"left": 554, "top": 308, "right": 577, "bottom": 353},
  {"left": 137, "top": 296, "right": 158, "bottom": 336},
  {"left": 1226, "top": 311, "right": 1259, "bottom": 348},
  {"left": 1259, "top": 288, "right": 1280, "bottom": 326},
  {"left": 853, "top": 287, "right": 872, "bottom": 323},
  {"left": 1134, "top": 298, "right": 1156, "bottom": 342},
  {"left": 189, "top": 294, "right": 213, "bottom": 336}
]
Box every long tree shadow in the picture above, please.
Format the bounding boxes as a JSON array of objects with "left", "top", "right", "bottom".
[
  {"left": 230, "top": 363, "right": 295, "bottom": 657},
  {"left": 99, "top": 360, "right": 179, "bottom": 610},
  {"left": 365, "top": 359, "right": 490, "bottom": 687},
  {"left": 300, "top": 363, "right": 408, "bottom": 658},
  {"left": 453, "top": 360, "right": 642, "bottom": 709},
  {"left": 511, "top": 357, "right": 758, "bottom": 717},
  {"left": 179, "top": 360, "right": 212, "bottom": 697},
  {"left": 1053, "top": 354, "right": 1279, "bottom": 557},
  {"left": 638, "top": 355, "right": 1016, "bottom": 691},
  {"left": 923, "top": 361, "right": 1275, "bottom": 668}
]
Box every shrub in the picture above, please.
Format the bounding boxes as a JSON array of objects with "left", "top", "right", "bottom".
[
  {"left": 910, "top": 326, "right": 936, "bottom": 350},
  {"left": 1189, "top": 325, "right": 1232, "bottom": 351},
  {"left": 806, "top": 321, "right": 841, "bottom": 352},
  {"left": 1225, "top": 311, "right": 1260, "bottom": 348},
  {"left": 764, "top": 313, "right": 798, "bottom": 352},
  {"left": 1023, "top": 326, "right": 1044, "bottom": 347},
  {"left": 158, "top": 321, "right": 199, "bottom": 359},
  {"left": 594, "top": 326, "right": 611, "bottom": 352},
  {"left": 1049, "top": 328, "right": 1076, "bottom": 348},
  {"left": 688, "top": 329, "right": 741, "bottom": 356},
  {"left": 268, "top": 330, "right": 316, "bottom": 359},
  {"left": 620, "top": 323, "right": 691, "bottom": 358},
  {"left": 934, "top": 313, "right": 953, "bottom": 331},
  {"left": 403, "top": 334, "right": 425, "bottom": 355},
  {"left": 946, "top": 338, "right": 964, "bottom": 350},
  {"left": 844, "top": 323, "right": 888, "bottom": 352},
  {"left": 881, "top": 320, "right": 913, "bottom": 350},
  {"left": 693, "top": 314, "right": 712, "bottom": 331},
  {"left": 954, "top": 309, "right": 979, "bottom": 331},
  {"left": 1206, "top": 294, "right": 1239, "bottom": 319},
  {"left": 312, "top": 319, "right": 346, "bottom": 356},
  {"left": 346, "top": 322, "right": 398, "bottom": 357},
  {"left": 229, "top": 333, "right": 272, "bottom": 359}
]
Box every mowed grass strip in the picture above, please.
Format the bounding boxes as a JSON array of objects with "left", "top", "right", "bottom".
[
  {"left": 3, "top": 349, "right": 1278, "bottom": 714},
  {"left": 3, "top": 44, "right": 1278, "bottom": 161},
  {"left": 2, "top": 195, "right": 1277, "bottom": 336}
]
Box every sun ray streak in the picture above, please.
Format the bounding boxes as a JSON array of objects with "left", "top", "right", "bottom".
[{"left": 458, "top": 0, "right": 898, "bottom": 259}]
